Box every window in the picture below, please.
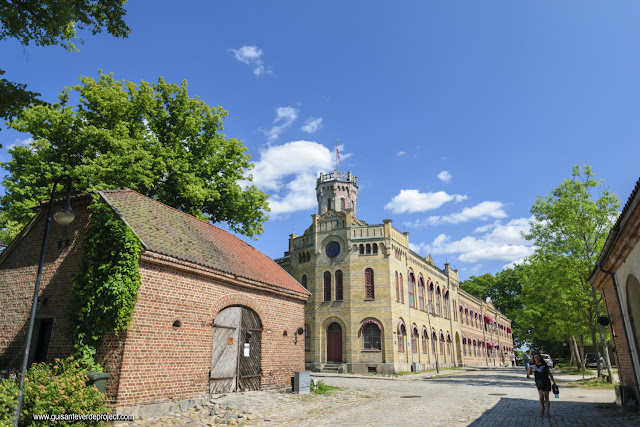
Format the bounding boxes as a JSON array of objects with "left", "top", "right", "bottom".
[
  {"left": 411, "top": 326, "right": 418, "bottom": 354},
  {"left": 305, "top": 324, "right": 310, "bottom": 351},
  {"left": 436, "top": 287, "right": 441, "bottom": 316},
  {"left": 422, "top": 329, "right": 428, "bottom": 354},
  {"left": 327, "top": 198, "right": 332, "bottom": 211},
  {"left": 335, "top": 270, "right": 343, "bottom": 301},
  {"left": 395, "top": 271, "right": 400, "bottom": 302},
  {"left": 359, "top": 244, "right": 364, "bottom": 255},
  {"left": 340, "top": 198, "right": 345, "bottom": 212},
  {"left": 446, "top": 333, "right": 451, "bottom": 355},
  {"left": 399, "top": 273, "right": 404, "bottom": 303},
  {"left": 363, "top": 323, "right": 381, "bottom": 350},
  {"left": 365, "top": 268, "right": 375, "bottom": 299},
  {"left": 398, "top": 323, "right": 406, "bottom": 352},
  {"left": 443, "top": 290, "right": 449, "bottom": 319},
  {"left": 428, "top": 283, "right": 434, "bottom": 314},
  {"left": 366, "top": 243, "right": 371, "bottom": 254},
  {"left": 418, "top": 277, "right": 425, "bottom": 311},
  {"left": 462, "top": 338, "right": 466, "bottom": 356},
  {"left": 439, "top": 333, "right": 445, "bottom": 354},
  {"left": 324, "top": 271, "right": 331, "bottom": 301},
  {"left": 372, "top": 243, "right": 378, "bottom": 254},
  {"left": 431, "top": 331, "right": 437, "bottom": 354},
  {"left": 408, "top": 272, "right": 415, "bottom": 308},
  {"left": 301, "top": 275, "right": 307, "bottom": 289}
]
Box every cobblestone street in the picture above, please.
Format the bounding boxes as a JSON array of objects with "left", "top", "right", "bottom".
[{"left": 114, "top": 368, "right": 640, "bottom": 426}]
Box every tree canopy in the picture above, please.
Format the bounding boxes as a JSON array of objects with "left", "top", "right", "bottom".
[
  {"left": 0, "top": 0, "right": 130, "bottom": 136},
  {"left": 0, "top": 72, "right": 270, "bottom": 243}
]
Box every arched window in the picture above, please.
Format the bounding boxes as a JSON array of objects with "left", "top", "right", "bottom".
[
  {"left": 443, "top": 290, "right": 449, "bottom": 319},
  {"left": 462, "top": 337, "right": 466, "bottom": 356},
  {"left": 366, "top": 244, "right": 371, "bottom": 254},
  {"left": 362, "top": 322, "right": 381, "bottom": 350},
  {"left": 422, "top": 328, "right": 428, "bottom": 354},
  {"left": 305, "top": 324, "right": 310, "bottom": 351},
  {"left": 428, "top": 282, "right": 434, "bottom": 314},
  {"left": 301, "top": 275, "right": 307, "bottom": 289},
  {"left": 473, "top": 340, "right": 477, "bottom": 357},
  {"left": 340, "top": 198, "right": 345, "bottom": 212},
  {"left": 327, "top": 198, "right": 332, "bottom": 211},
  {"left": 435, "top": 286, "right": 441, "bottom": 316},
  {"left": 365, "top": 268, "right": 375, "bottom": 299},
  {"left": 439, "top": 332, "right": 445, "bottom": 354},
  {"left": 446, "top": 333, "right": 451, "bottom": 355},
  {"left": 395, "top": 271, "right": 400, "bottom": 302},
  {"left": 418, "top": 276, "right": 425, "bottom": 311},
  {"left": 398, "top": 323, "right": 406, "bottom": 352},
  {"left": 399, "top": 273, "right": 404, "bottom": 303},
  {"left": 431, "top": 330, "right": 437, "bottom": 354},
  {"left": 335, "top": 270, "right": 343, "bottom": 301},
  {"left": 323, "top": 271, "right": 331, "bottom": 301},
  {"left": 372, "top": 243, "right": 378, "bottom": 254},
  {"left": 359, "top": 244, "right": 364, "bottom": 255},
  {"left": 411, "top": 325, "right": 418, "bottom": 354},
  {"left": 408, "top": 271, "right": 415, "bottom": 308}
]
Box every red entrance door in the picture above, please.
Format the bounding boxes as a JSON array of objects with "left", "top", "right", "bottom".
[{"left": 327, "top": 323, "right": 342, "bottom": 362}]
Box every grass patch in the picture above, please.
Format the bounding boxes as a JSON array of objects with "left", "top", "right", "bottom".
[
  {"left": 566, "top": 377, "right": 616, "bottom": 390},
  {"left": 311, "top": 380, "right": 341, "bottom": 395},
  {"left": 559, "top": 366, "right": 595, "bottom": 376}
]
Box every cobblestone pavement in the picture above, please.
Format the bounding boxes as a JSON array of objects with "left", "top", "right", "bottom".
[{"left": 113, "top": 368, "right": 640, "bottom": 426}]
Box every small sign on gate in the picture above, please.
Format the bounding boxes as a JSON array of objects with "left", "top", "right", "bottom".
[
  {"left": 228, "top": 337, "right": 234, "bottom": 345},
  {"left": 244, "top": 343, "right": 250, "bottom": 357}
]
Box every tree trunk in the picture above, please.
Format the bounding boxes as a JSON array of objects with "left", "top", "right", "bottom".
[
  {"left": 588, "top": 307, "right": 602, "bottom": 376},
  {"left": 571, "top": 336, "right": 582, "bottom": 367},
  {"left": 592, "top": 287, "right": 614, "bottom": 382}
]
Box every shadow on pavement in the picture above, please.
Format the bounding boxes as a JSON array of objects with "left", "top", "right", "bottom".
[
  {"left": 424, "top": 373, "right": 536, "bottom": 389},
  {"left": 468, "top": 396, "right": 639, "bottom": 426}
]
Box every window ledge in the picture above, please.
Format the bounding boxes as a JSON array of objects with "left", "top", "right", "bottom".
[{"left": 361, "top": 349, "right": 382, "bottom": 352}]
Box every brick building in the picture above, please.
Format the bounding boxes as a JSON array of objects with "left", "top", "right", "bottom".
[
  {"left": 0, "top": 189, "right": 309, "bottom": 410},
  {"left": 276, "top": 171, "right": 514, "bottom": 374},
  {"left": 590, "top": 177, "right": 640, "bottom": 406}
]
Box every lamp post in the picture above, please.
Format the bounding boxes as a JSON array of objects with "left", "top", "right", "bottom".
[{"left": 14, "top": 175, "right": 76, "bottom": 426}]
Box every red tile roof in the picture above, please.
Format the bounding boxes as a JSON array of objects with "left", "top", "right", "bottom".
[{"left": 99, "top": 189, "right": 309, "bottom": 296}]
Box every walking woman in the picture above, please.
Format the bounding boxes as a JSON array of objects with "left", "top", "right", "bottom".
[{"left": 528, "top": 351, "right": 557, "bottom": 418}]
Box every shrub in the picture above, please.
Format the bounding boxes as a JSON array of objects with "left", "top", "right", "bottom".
[
  {"left": 1, "top": 357, "right": 107, "bottom": 426},
  {"left": 0, "top": 377, "right": 18, "bottom": 426}
]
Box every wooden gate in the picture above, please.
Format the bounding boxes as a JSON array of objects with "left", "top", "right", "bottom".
[
  {"left": 209, "top": 306, "right": 262, "bottom": 394},
  {"left": 327, "top": 322, "right": 342, "bottom": 362}
]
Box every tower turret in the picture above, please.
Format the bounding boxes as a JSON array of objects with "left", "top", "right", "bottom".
[{"left": 316, "top": 170, "right": 358, "bottom": 217}]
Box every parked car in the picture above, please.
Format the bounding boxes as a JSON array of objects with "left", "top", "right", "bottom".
[
  {"left": 585, "top": 353, "right": 604, "bottom": 369},
  {"left": 541, "top": 353, "right": 554, "bottom": 368}
]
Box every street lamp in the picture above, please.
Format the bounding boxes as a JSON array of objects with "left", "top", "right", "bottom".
[{"left": 14, "top": 175, "right": 76, "bottom": 426}]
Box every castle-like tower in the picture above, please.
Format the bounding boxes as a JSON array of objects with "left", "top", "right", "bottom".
[{"left": 316, "top": 170, "right": 358, "bottom": 217}]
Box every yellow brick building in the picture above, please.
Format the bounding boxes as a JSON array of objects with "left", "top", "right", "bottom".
[{"left": 276, "top": 171, "right": 514, "bottom": 373}]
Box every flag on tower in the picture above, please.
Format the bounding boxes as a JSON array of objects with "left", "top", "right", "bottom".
[{"left": 336, "top": 140, "right": 341, "bottom": 163}]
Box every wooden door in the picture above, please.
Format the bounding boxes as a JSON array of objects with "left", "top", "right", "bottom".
[
  {"left": 209, "top": 307, "right": 241, "bottom": 393},
  {"left": 237, "top": 307, "right": 262, "bottom": 391},
  {"left": 327, "top": 323, "right": 342, "bottom": 362}
]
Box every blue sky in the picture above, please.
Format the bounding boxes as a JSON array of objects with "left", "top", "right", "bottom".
[{"left": 2, "top": 1, "right": 639, "bottom": 280}]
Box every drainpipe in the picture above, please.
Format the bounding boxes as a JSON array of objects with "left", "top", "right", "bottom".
[{"left": 599, "top": 265, "right": 640, "bottom": 403}]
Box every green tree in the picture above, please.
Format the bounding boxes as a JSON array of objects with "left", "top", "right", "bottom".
[
  {"left": 460, "top": 266, "right": 526, "bottom": 346},
  {"left": 0, "top": 71, "right": 269, "bottom": 243},
  {"left": 0, "top": 0, "right": 130, "bottom": 136},
  {"left": 522, "top": 165, "right": 618, "bottom": 377}
]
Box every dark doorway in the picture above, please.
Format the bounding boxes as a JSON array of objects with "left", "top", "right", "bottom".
[
  {"left": 28, "top": 319, "right": 53, "bottom": 366},
  {"left": 327, "top": 322, "right": 342, "bottom": 362}
]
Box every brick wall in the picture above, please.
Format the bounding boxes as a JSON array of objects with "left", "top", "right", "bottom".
[
  {"left": 0, "top": 198, "right": 92, "bottom": 369},
  {"left": 108, "top": 255, "right": 305, "bottom": 407}
]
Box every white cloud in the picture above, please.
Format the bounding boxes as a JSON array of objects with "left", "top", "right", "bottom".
[
  {"left": 437, "top": 170, "right": 452, "bottom": 183},
  {"left": 8, "top": 137, "right": 33, "bottom": 150},
  {"left": 410, "top": 217, "right": 536, "bottom": 265},
  {"left": 247, "top": 140, "right": 349, "bottom": 217},
  {"left": 229, "top": 45, "right": 270, "bottom": 76},
  {"left": 385, "top": 190, "right": 468, "bottom": 214},
  {"left": 396, "top": 151, "right": 406, "bottom": 157},
  {"left": 301, "top": 117, "right": 323, "bottom": 134},
  {"left": 264, "top": 106, "right": 299, "bottom": 142},
  {"left": 424, "top": 201, "right": 508, "bottom": 225}
]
